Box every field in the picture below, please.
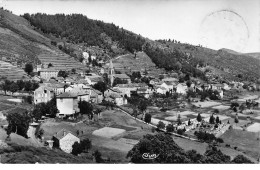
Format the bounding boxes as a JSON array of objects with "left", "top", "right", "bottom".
[
  {"left": 247, "top": 123, "right": 260, "bottom": 133},
  {"left": 220, "top": 129, "right": 259, "bottom": 160},
  {"left": 92, "top": 127, "right": 126, "bottom": 139},
  {"left": 192, "top": 101, "right": 221, "bottom": 108}
]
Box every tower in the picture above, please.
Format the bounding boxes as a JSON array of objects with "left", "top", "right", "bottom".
[{"left": 109, "top": 60, "right": 115, "bottom": 86}]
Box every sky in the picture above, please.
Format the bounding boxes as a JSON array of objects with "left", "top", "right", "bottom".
[{"left": 1, "top": 0, "right": 260, "bottom": 53}]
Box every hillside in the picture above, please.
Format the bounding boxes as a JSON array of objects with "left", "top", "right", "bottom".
[
  {"left": 0, "top": 9, "right": 84, "bottom": 77},
  {"left": 245, "top": 53, "right": 260, "bottom": 60},
  {"left": 0, "top": 143, "right": 93, "bottom": 163},
  {"left": 153, "top": 40, "right": 260, "bottom": 82},
  {"left": 0, "top": 10, "right": 259, "bottom": 83}
]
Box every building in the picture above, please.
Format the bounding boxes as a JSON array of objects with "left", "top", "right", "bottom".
[
  {"left": 34, "top": 86, "right": 54, "bottom": 104},
  {"left": 52, "top": 129, "right": 80, "bottom": 153},
  {"left": 85, "top": 75, "right": 103, "bottom": 85},
  {"left": 47, "top": 83, "right": 65, "bottom": 96},
  {"left": 156, "top": 86, "right": 167, "bottom": 94},
  {"left": 56, "top": 92, "right": 79, "bottom": 117},
  {"left": 176, "top": 83, "right": 188, "bottom": 94},
  {"left": 39, "top": 68, "right": 59, "bottom": 81},
  {"left": 89, "top": 89, "right": 103, "bottom": 103}
]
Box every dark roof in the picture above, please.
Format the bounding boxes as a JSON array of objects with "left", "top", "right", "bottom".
[
  {"left": 53, "top": 129, "right": 77, "bottom": 140},
  {"left": 57, "top": 92, "right": 77, "bottom": 98}
]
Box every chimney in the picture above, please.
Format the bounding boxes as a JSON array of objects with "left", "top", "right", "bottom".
[{"left": 63, "top": 130, "right": 66, "bottom": 137}]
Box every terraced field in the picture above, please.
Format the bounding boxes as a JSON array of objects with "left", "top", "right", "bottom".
[
  {"left": 0, "top": 61, "right": 29, "bottom": 81},
  {"left": 0, "top": 9, "right": 83, "bottom": 76}
]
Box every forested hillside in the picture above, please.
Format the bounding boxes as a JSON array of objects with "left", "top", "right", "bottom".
[
  {"left": 20, "top": 13, "right": 260, "bottom": 83},
  {"left": 22, "top": 13, "right": 145, "bottom": 53}
]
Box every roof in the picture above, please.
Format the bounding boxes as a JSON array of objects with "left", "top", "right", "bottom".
[
  {"left": 164, "top": 81, "right": 176, "bottom": 86},
  {"left": 77, "top": 79, "right": 90, "bottom": 84},
  {"left": 91, "top": 89, "right": 102, "bottom": 95},
  {"left": 109, "top": 93, "right": 122, "bottom": 99},
  {"left": 113, "top": 74, "right": 130, "bottom": 79},
  {"left": 57, "top": 92, "right": 77, "bottom": 98},
  {"left": 35, "top": 86, "right": 53, "bottom": 92},
  {"left": 53, "top": 129, "right": 78, "bottom": 140},
  {"left": 48, "top": 83, "right": 65, "bottom": 89},
  {"left": 39, "top": 68, "right": 58, "bottom": 72}
]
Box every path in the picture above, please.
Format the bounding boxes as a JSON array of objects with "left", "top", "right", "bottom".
[{"left": 27, "top": 126, "right": 42, "bottom": 147}]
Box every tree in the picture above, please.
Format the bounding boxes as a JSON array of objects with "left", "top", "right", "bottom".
[
  {"left": 216, "top": 116, "right": 220, "bottom": 124},
  {"left": 16, "top": 80, "right": 25, "bottom": 90},
  {"left": 6, "top": 111, "right": 31, "bottom": 138},
  {"left": 71, "top": 68, "right": 76, "bottom": 74},
  {"left": 58, "top": 70, "right": 68, "bottom": 78},
  {"left": 157, "top": 121, "right": 165, "bottom": 130},
  {"left": 93, "top": 150, "right": 103, "bottom": 163},
  {"left": 24, "top": 63, "right": 33, "bottom": 75},
  {"left": 93, "top": 81, "right": 107, "bottom": 96},
  {"left": 177, "top": 114, "right": 182, "bottom": 125},
  {"left": 78, "top": 100, "right": 93, "bottom": 119},
  {"left": 144, "top": 113, "right": 152, "bottom": 124},
  {"left": 48, "top": 63, "right": 53, "bottom": 68},
  {"left": 188, "top": 119, "right": 191, "bottom": 126},
  {"left": 209, "top": 114, "right": 215, "bottom": 124},
  {"left": 81, "top": 138, "right": 92, "bottom": 153},
  {"left": 231, "top": 155, "right": 253, "bottom": 164},
  {"left": 0, "top": 80, "right": 12, "bottom": 95},
  {"left": 9, "top": 83, "right": 19, "bottom": 95},
  {"left": 71, "top": 141, "right": 83, "bottom": 156},
  {"left": 166, "top": 123, "right": 174, "bottom": 132},
  {"left": 234, "top": 114, "right": 239, "bottom": 124},
  {"left": 138, "top": 99, "right": 148, "bottom": 119},
  {"left": 197, "top": 113, "right": 202, "bottom": 122}
]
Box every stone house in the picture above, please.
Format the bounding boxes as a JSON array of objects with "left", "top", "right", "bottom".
[{"left": 52, "top": 129, "right": 80, "bottom": 153}]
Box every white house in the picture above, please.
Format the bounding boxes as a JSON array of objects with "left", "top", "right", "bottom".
[
  {"left": 176, "top": 83, "right": 188, "bottom": 94},
  {"left": 52, "top": 129, "right": 80, "bottom": 153},
  {"left": 156, "top": 86, "right": 167, "bottom": 94},
  {"left": 56, "top": 92, "right": 79, "bottom": 117}
]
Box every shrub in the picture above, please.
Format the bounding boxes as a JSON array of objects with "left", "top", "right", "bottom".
[{"left": 177, "top": 129, "right": 184, "bottom": 135}]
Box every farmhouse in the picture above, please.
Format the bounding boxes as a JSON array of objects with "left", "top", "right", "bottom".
[
  {"left": 52, "top": 129, "right": 80, "bottom": 153},
  {"left": 176, "top": 83, "right": 188, "bottom": 94}
]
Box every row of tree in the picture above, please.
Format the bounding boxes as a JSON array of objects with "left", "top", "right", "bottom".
[{"left": 0, "top": 79, "right": 39, "bottom": 95}]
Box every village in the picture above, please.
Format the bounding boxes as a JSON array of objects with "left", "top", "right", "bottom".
[{"left": 0, "top": 50, "right": 259, "bottom": 163}]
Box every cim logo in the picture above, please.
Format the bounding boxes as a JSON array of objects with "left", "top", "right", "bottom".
[{"left": 142, "top": 153, "right": 159, "bottom": 160}]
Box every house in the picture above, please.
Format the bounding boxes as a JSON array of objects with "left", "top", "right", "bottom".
[
  {"left": 176, "top": 83, "right": 188, "bottom": 94},
  {"left": 104, "top": 88, "right": 123, "bottom": 98},
  {"left": 64, "top": 78, "right": 75, "bottom": 85},
  {"left": 156, "top": 86, "right": 167, "bottom": 94},
  {"left": 34, "top": 86, "right": 54, "bottom": 104},
  {"left": 113, "top": 85, "right": 135, "bottom": 97},
  {"left": 137, "top": 87, "right": 152, "bottom": 98},
  {"left": 52, "top": 129, "right": 80, "bottom": 153},
  {"left": 109, "top": 93, "right": 127, "bottom": 106},
  {"left": 111, "top": 74, "right": 131, "bottom": 84},
  {"left": 66, "top": 87, "right": 90, "bottom": 102},
  {"left": 89, "top": 89, "right": 103, "bottom": 104},
  {"left": 32, "top": 76, "right": 41, "bottom": 82},
  {"left": 85, "top": 75, "right": 103, "bottom": 85},
  {"left": 48, "top": 83, "right": 65, "bottom": 96},
  {"left": 212, "top": 84, "right": 223, "bottom": 90},
  {"left": 56, "top": 92, "right": 79, "bottom": 117},
  {"left": 39, "top": 68, "right": 59, "bottom": 80}
]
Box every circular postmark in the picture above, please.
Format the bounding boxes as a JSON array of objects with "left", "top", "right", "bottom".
[{"left": 199, "top": 9, "right": 249, "bottom": 52}]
